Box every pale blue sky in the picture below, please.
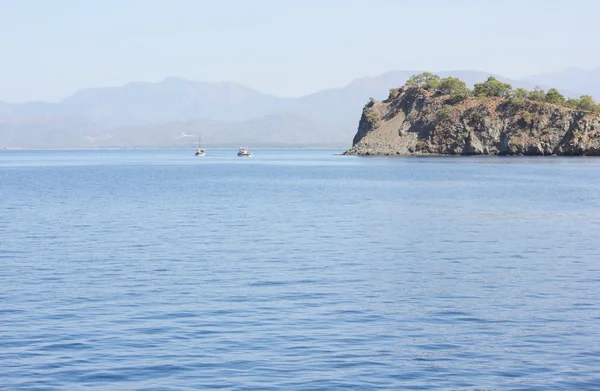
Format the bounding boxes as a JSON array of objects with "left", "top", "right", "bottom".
[{"left": 1, "top": 0, "right": 599, "bottom": 102}]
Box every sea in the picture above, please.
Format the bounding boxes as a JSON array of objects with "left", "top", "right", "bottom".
[{"left": 1, "top": 149, "right": 599, "bottom": 390}]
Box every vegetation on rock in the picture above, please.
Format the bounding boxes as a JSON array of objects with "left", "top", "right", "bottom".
[
  {"left": 473, "top": 77, "right": 513, "bottom": 98},
  {"left": 396, "top": 73, "right": 600, "bottom": 113},
  {"left": 544, "top": 88, "right": 566, "bottom": 106},
  {"left": 365, "top": 109, "right": 380, "bottom": 123},
  {"left": 346, "top": 73, "right": 600, "bottom": 157},
  {"left": 406, "top": 72, "right": 441, "bottom": 90},
  {"left": 437, "top": 77, "right": 469, "bottom": 96}
]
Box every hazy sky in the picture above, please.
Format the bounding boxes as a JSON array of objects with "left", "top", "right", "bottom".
[{"left": 1, "top": 0, "right": 599, "bottom": 102}]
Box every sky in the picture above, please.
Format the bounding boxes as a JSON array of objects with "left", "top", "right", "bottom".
[{"left": 1, "top": 0, "right": 599, "bottom": 102}]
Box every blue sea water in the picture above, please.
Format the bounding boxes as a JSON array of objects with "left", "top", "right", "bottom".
[{"left": 1, "top": 149, "right": 599, "bottom": 390}]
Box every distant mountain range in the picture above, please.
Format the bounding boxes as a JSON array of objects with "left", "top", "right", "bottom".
[
  {"left": 1, "top": 68, "right": 599, "bottom": 149},
  {"left": 522, "top": 66, "right": 600, "bottom": 99}
]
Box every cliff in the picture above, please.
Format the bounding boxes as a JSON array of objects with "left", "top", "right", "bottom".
[{"left": 344, "top": 87, "right": 600, "bottom": 156}]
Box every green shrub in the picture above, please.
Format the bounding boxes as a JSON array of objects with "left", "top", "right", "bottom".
[
  {"left": 400, "top": 73, "right": 594, "bottom": 113},
  {"left": 473, "top": 76, "right": 512, "bottom": 98},
  {"left": 438, "top": 105, "right": 453, "bottom": 121},
  {"left": 565, "top": 98, "right": 580, "bottom": 109},
  {"left": 520, "top": 110, "right": 533, "bottom": 125},
  {"left": 470, "top": 111, "right": 484, "bottom": 124},
  {"left": 512, "top": 88, "right": 529, "bottom": 99},
  {"left": 445, "top": 93, "right": 469, "bottom": 105},
  {"left": 544, "top": 88, "right": 566, "bottom": 105},
  {"left": 527, "top": 87, "right": 546, "bottom": 102},
  {"left": 508, "top": 97, "right": 526, "bottom": 109},
  {"left": 406, "top": 72, "right": 441, "bottom": 90},
  {"left": 438, "top": 77, "right": 470, "bottom": 96},
  {"left": 577, "top": 95, "right": 596, "bottom": 111},
  {"left": 365, "top": 110, "right": 380, "bottom": 123},
  {"left": 509, "top": 138, "right": 520, "bottom": 147}
]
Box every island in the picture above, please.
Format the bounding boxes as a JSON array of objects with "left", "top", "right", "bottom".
[{"left": 344, "top": 73, "right": 600, "bottom": 156}]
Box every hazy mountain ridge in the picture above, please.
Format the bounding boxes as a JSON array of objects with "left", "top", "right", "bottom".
[
  {"left": 0, "top": 69, "right": 597, "bottom": 148},
  {"left": 522, "top": 66, "right": 600, "bottom": 101}
]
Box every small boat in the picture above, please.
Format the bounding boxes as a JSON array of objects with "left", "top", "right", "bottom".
[
  {"left": 237, "top": 147, "right": 252, "bottom": 157},
  {"left": 195, "top": 134, "right": 205, "bottom": 156}
]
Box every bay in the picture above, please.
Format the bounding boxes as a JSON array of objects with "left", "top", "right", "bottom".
[{"left": 1, "top": 149, "right": 599, "bottom": 390}]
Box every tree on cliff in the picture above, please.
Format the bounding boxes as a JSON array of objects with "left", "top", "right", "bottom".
[
  {"left": 473, "top": 77, "right": 512, "bottom": 98},
  {"left": 512, "top": 88, "right": 529, "bottom": 99},
  {"left": 566, "top": 98, "right": 581, "bottom": 109},
  {"left": 406, "top": 72, "right": 441, "bottom": 90},
  {"left": 577, "top": 95, "right": 597, "bottom": 111},
  {"left": 527, "top": 87, "right": 546, "bottom": 102},
  {"left": 437, "top": 77, "right": 470, "bottom": 96},
  {"left": 564, "top": 95, "right": 599, "bottom": 112},
  {"left": 400, "top": 73, "right": 600, "bottom": 113},
  {"left": 544, "top": 88, "right": 566, "bottom": 106}
]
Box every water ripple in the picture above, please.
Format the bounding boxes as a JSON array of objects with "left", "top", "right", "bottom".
[{"left": 1, "top": 150, "right": 599, "bottom": 390}]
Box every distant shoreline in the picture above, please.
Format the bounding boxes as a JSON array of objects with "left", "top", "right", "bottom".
[{"left": 1, "top": 146, "right": 350, "bottom": 151}]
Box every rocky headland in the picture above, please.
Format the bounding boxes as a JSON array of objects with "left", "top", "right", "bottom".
[{"left": 344, "top": 74, "right": 600, "bottom": 156}]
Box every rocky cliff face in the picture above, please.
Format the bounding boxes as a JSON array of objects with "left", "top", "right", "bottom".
[{"left": 344, "top": 87, "right": 600, "bottom": 156}]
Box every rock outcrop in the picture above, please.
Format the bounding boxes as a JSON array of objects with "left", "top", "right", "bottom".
[{"left": 344, "top": 87, "right": 600, "bottom": 156}]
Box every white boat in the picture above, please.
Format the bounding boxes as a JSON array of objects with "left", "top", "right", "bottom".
[
  {"left": 237, "top": 147, "right": 252, "bottom": 157},
  {"left": 195, "top": 134, "right": 205, "bottom": 156}
]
